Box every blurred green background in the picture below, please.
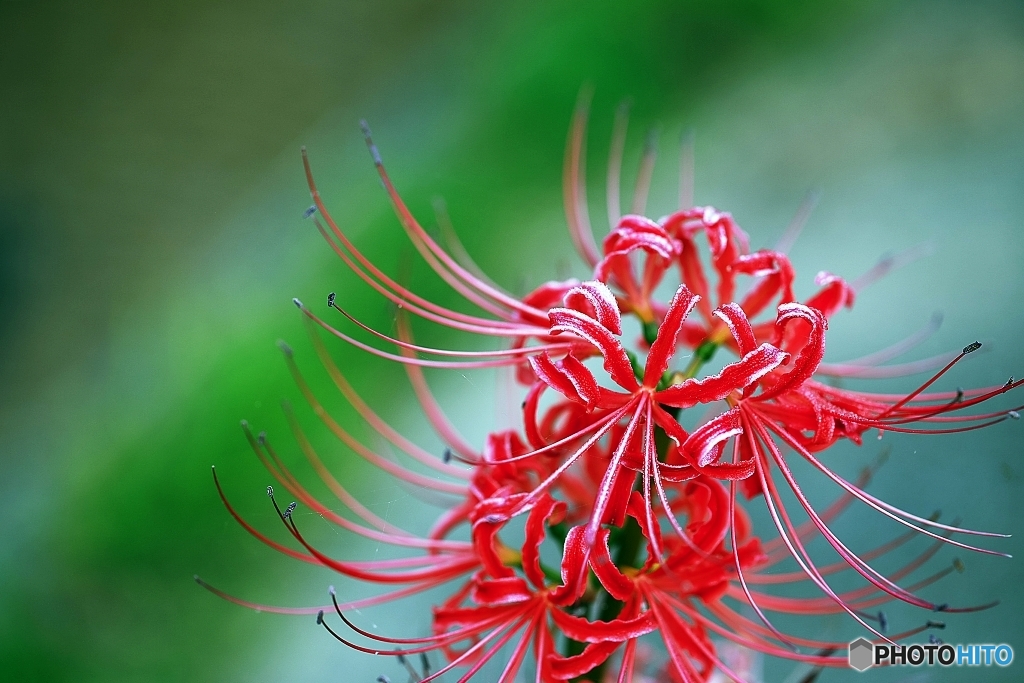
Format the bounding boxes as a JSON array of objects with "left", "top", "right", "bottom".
[{"left": 1, "top": 0, "right": 1023, "bottom": 681}]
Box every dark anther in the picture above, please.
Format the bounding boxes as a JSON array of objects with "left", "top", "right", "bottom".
[
  {"left": 955, "top": 387, "right": 964, "bottom": 402},
  {"left": 420, "top": 652, "right": 430, "bottom": 676},
  {"left": 927, "top": 620, "right": 946, "bottom": 629},
  {"left": 293, "top": 298, "right": 303, "bottom": 309},
  {"left": 934, "top": 603, "right": 949, "bottom": 612},
  {"left": 929, "top": 634, "right": 944, "bottom": 645},
  {"left": 442, "top": 448, "right": 452, "bottom": 464},
  {"left": 303, "top": 205, "right": 317, "bottom": 219},
  {"left": 878, "top": 611, "right": 888, "bottom": 633},
  {"left": 277, "top": 340, "right": 293, "bottom": 358},
  {"left": 257, "top": 431, "right": 267, "bottom": 445},
  {"left": 953, "top": 558, "right": 965, "bottom": 573},
  {"left": 267, "top": 486, "right": 274, "bottom": 497},
  {"left": 963, "top": 341, "right": 982, "bottom": 354},
  {"left": 521, "top": 400, "right": 527, "bottom": 409},
  {"left": 1006, "top": 377, "right": 1015, "bottom": 388},
  {"left": 327, "top": 292, "right": 336, "bottom": 307},
  {"left": 328, "top": 585, "right": 336, "bottom": 596},
  {"left": 284, "top": 502, "right": 297, "bottom": 518},
  {"left": 1009, "top": 410, "right": 1020, "bottom": 420},
  {"left": 377, "top": 677, "right": 392, "bottom": 683},
  {"left": 316, "top": 610, "right": 325, "bottom": 625},
  {"left": 395, "top": 648, "right": 421, "bottom": 679}
]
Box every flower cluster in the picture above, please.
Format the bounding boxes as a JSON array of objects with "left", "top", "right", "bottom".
[{"left": 200, "top": 100, "right": 1022, "bottom": 682}]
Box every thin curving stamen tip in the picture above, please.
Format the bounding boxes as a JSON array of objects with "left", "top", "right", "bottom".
[
  {"left": 359, "top": 120, "right": 382, "bottom": 166},
  {"left": 266, "top": 485, "right": 274, "bottom": 498},
  {"left": 963, "top": 341, "right": 983, "bottom": 354},
  {"left": 327, "top": 292, "right": 336, "bottom": 308},
  {"left": 328, "top": 585, "right": 336, "bottom": 596}
]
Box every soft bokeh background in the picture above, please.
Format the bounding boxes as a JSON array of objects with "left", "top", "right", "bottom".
[{"left": 2, "top": 0, "right": 1023, "bottom": 681}]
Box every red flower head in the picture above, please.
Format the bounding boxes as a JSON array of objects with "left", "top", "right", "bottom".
[{"left": 199, "top": 96, "right": 1022, "bottom": 682}]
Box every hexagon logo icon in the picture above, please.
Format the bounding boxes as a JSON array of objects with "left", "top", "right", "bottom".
[{"left": 848, "top": 638, "right": 874, "bottom": 671}]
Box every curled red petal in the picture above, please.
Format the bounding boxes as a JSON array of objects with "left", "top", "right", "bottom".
[
  {"left": 733, "top": 249, "right": 796, "bottom": 318},
  {"left": 549, "top": 525, "right": 591, "bottom": 606},
  {"left": 656, "top": 461, "right": 699, "bottom": 483},
  {"left": 470, "top": 500, "right": 516, "bottom": 580},
  {"left": 682, "top": 408, "right": 743, "bottom": 467},
  {"left": 550, "top": 609, "right": 656, "bottom": 643},
  {"left": 469, "top": 575, "right": 535, "bottom": 606},
  {"left": 655, "top": 343, "right": 789, "bottom": 408},
  {"left": 654, "top": 407, "right": 754, "bottom": 480},
  {"left": 690, "top": 458, "right": 755, "bottom": 480},
  {"left": 712, "top": 302, "right": 757, "bottom": 357},
  {"left": 547, "top": 640, "right": 621, "bottom": 680},
  {"left": 529, "top": 352, "right": 601, "bottom": 408},
  {"left": 521, "top": 494, "right": 566, "bottom": 590},
  {"left": 590, "top": 528, "right": 635, "bottom": 601},
  {"left": 549, "top": 308, "right": 638, "bottom": 390},
  {"left": 522, "top": 278, "right": 583, "bottom": 310},
  {"left": 563, "top": 280, "right": 622, "bottom": 335},
  {"left": 643, "top": 284, "right": 699, "bottom": 387},
  {"left": 805, "top": 270, "right": 855, "bottom": 318},
  {"left": 758, "top": 302, "right": 826, "bottom": 400}
]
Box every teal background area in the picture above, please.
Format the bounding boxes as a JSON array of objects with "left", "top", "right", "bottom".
[{"left": 1, "top": 1, "right": 1023, "bottom": 681}]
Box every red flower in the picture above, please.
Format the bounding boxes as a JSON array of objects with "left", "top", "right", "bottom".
[
  {"left": 523, "top": 280, "right": 788, "bottom": 548},
  {"left": 199, "top": 97, "right": 1022, "bottom": 682}
]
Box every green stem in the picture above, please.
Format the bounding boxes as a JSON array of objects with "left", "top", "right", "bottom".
[{"left": 683, "top": 340, "right": 719, "bottom": 378}]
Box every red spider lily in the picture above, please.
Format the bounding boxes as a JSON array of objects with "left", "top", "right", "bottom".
[
  {"left": 316, "top": 493, "right": 657, "bottom": 682},
  {"left": 528, "top": 276, "right": 1018, "bottom": 633},
  {"left": 199, "top": 95, "right": 1023, "bottom": 683},
  {"left": 523, "top": 280, "right": 788, "bottom": 545}
]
